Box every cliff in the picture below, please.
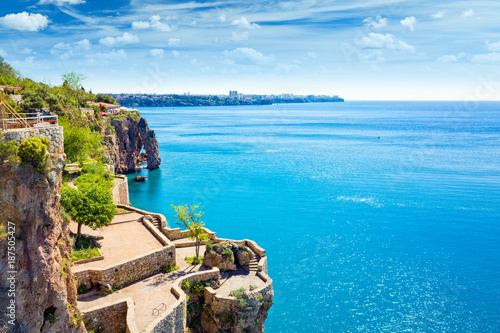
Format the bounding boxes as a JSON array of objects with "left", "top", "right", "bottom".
[
  {"left": 103, "top": 114, "right": 161, "bottom": 174},
  {"left": 0, "top": 128, "right": 86, "bottom": 332}
]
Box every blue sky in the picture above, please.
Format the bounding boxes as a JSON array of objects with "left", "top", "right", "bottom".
[{"left": 1, "top": 0, "right": 500, "bottom": 100}]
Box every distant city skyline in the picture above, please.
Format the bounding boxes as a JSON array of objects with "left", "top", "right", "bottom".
[{"left": 1, "top": 1, "right": 500, "bottom": 100}]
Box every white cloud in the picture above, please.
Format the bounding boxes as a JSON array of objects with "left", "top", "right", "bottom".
[
  {"left": 223, "top": 48, "right": 273, "bottom": 65},
  {"left": 437, "top": 55, "right": 458, "bottom": 63},
  {"left": 39, "top": 0, "right": 85, "bottom": 5},
  {"left": 132, "top": 21, "right": 150, "bottom": 29},
  {"left": 356, "top": 33, "right": 415, "bottom": 52},
  {"left": 363, "top": 16, "right": 387, "bottom": 30},
  {"left": 219, "top": 13, "right": 226, "bottom": 23},
  {"left": 359, "top": 50, "right": 385, "bottom": 63},
  {"left": 171, "top": 50, "right": 180, "bottom": 58},
  {"left": 0, "top": 12, "right": 49, "bottom": 32},
  {"left": 471, "top": 52, "right": 500, "bottom": 63},
  {"left": 462, "top": 9, "right": 474, "bottom": 18},
  {"left": 274, "top": 63, "right": 300, "bottom": 74},
  {"left": 232, "top": 17, "right": 260, "bottom": 30},
  {"left": 231, "top": 31, "right": 249, "bottom": 41},
  {"left": 401, "top": 16, "right": 417, "bottom": 31},
  {"left": 50, "top": 39, "right": 90, "bottom": 59},
  {"left": 432, "top": 11, "right": 444, "bottom": 18},
  {"left": 486, "top": 41, "right": 500, "bottom": 52},
  {"left": 306, "top": 52, "right": 317, "bottom": 59},
  {"left": 100, "top": 32, "right": 140, "bottom": 47},
  {"left": 148, "top": 49, "right": 164, "bottom": 58},
  {"left": 0, "top": 48, "right": 7, "bottom": 57},
  {"left": 87, "top": 49, "right": 127, "bottom": 65},
  {"left": 437, "top": 53, "right": 467, "bottom": 63},
  {"left": 20, "top": 48, "right": 34, "bottom": 55},
  {"left": 167, "top": 38, "right": 180, "bottom": 46},
  {"left": 132, "top": 15, "right": 172, "bottom": 32}
]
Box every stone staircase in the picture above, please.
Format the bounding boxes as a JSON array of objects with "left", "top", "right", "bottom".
[
  {"left": 243, "top": 247, "right": 260, "bottom": 272},
  {"left": 150, "top": 216, "right": 162, "bottom": 229}
]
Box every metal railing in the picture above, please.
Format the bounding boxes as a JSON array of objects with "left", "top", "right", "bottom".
[{"left": 1, "top": 113, "right": 59, "bottom": 130}]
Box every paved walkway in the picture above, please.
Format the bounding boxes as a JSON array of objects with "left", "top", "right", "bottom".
[
  {"left": 78, "top": 247, "right": 208, "bottom": 332},
  {"left": 73, "top": 213, "right": 163, "bottom": 271}
]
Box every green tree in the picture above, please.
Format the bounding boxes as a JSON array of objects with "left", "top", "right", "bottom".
[
  {"left": 94, "top": 93, "right": 116, "bottom": 105},
  {"left": 171, "top": 204, "right": 208, "bottom": 261},
  {"left": 62, "top": 72, "right": 86, "bottom": 107},
  {"left": 60, "top": 118, "right": 103, "bottom": 163},
  {"left": 61, "top": 184, "right": 115, "bottom": 241}
]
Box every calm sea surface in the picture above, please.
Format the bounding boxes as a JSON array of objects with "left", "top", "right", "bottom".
[{"left": 127, "top": 101, "right": 500, "bottom": 332}]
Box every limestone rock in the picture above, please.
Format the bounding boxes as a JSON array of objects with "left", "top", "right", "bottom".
[
  {"left": 104, "top": 115, "right": 161, "bottom": 174},
  {"left": 203, "top": 242, "right": 237, "bottom": 271},
  {"left": 0, "top": 155, "right": 86, "bottom": 332}
]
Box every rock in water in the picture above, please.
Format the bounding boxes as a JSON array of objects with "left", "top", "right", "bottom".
[{"left": 105, "top": 115, "right": 161, "bottom": 174}]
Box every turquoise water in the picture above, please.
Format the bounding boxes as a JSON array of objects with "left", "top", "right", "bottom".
[{"left": 127, "top": 102, "right": 500, "bottom": 332}]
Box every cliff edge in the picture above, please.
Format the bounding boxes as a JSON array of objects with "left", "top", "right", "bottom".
[{"left": 0, "top": 127, "right": 86, "bottom": 332}]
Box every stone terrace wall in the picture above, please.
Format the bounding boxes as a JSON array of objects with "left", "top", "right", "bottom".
[
  {"left": 82, "top": 298, "right": 128, "bottom": 333},
  {"left": 82, "top": 297, "right": 139, "bottom": 333},
  {"left": 204, "top": 271, "right": 273, "bottom": 314},
  {"left": 2, "top": 125, "right": 63, "bottom": 153},
  {"left": 145, "top": 268, "right": 220, "bottom": 333},
  {"left": 117, "top": 204, "right": 167, "bottom": 229},
  {"left": 112, "top": 175, "right": 130, "bottom": 205},
  {"left": 74, "top": 245, "right": 175, "bottom": 289}
]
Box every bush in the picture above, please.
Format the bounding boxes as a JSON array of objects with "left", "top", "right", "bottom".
[
  {"left": 162, "top": 263, "right": 179, "bottom": 274},
  {"left": 190, "top": 281, "right": 204, "bottom": 294},
  {"left": 229, "top": 288, "right": 246, "bottom": 299},
  {"left": 181, "top": 280, "right": 190, "bottom": 290},
  {"left": 206, "top": 241, "right": 213, "bottom": 251},
  {"left": 239, "top": 299, "right": 248, "bottom": 307},
  {"left": 77, "top": 284, "right": 88, "bottom": 295},
  {"left": 18, "top": 137, "right": 50, "bottom": 172},
  {"left": 46, "top": 313, "right": 57, "bottom": 324},
  {"left": 71, "top": 235, "right": 101, "bottom": 262},
  {"left": 0, "top": 134, "right": 19, "bottom": 165},
  {"left": 185, "top": 256, "right": 202, "bottom": 265}
]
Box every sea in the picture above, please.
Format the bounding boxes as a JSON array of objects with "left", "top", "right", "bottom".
[{"left": 126, "top": 101, "right": 500, "bottom": 332}]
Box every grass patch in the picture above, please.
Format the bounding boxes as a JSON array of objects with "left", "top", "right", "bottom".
[
  {"left": 71, "top": 235, "right": 100, "bottom": 262},
  {"left": 162, "top": 263, "right": 180, "bottom": 273},
  {"left": 185, "top": 256, "right": 203, "bottom": 265},
  {"left": 116, "top": 207, "right": 130, "bottom": 214},
  {"left": 229, "top": 288, "right": 246, "bottom": 299}
]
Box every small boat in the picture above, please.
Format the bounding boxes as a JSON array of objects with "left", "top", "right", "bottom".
[{"left": 134, "top": 175, "right": 147, "bottom": 182}]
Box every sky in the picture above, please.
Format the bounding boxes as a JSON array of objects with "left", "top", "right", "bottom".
[{"left": 1, "top": 0, "right": 500, "bottom": 100}]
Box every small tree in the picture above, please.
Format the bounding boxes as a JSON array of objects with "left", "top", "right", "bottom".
[
  {"left": 171, "top": 204, "right": 208, "bottom": 262},
  {"left": 61, "top": 184, "right": 115, "bottom": 242}
]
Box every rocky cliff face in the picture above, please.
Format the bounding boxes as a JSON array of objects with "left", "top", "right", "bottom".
[
  {"left": 0, "top": 152, "right": 86, "bottom": 332},
  {"left": 103, "top": 115, "right": 161, "bottom": 174}
]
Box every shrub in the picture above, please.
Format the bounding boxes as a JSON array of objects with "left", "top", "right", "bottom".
[
  {"left": 181, "top": 280, "right": 190, "bottom": 290},
  {"left": 222, "top": 247, "right": 232, "bottom": 257},
  {"left": 259, "top": 294, "right": 263, "bottom": 301},
  {"left": 0, "top": 134, "right": 19, "bottom": 165},
  {"left": 77, "top": 284, "right": 88, "bottom": 295},
  {"left": 240, "top": 299, "right": 248, "bottom": 308},
  {"left": 185, "top": 256, "right": 202, "bottom": 265},
  {"left": 229, "top": 288, "right": 246, "bottom": 299},
  {"left": 162, "top": 263, "right": 179, "bottom": 274},
  {"left": 47, "top": 313, "right": 57, "bottom": 324},
  {"left": 190, "top": 281, "right": 204, "bottom": 294},
  {"left": 18, "top": 137, "right": 50, "bottom": 172},
  {"left": 238, "top": 244, "right": 247, "bottom": 251},
  {"left": 206, "top": 241, "right": 213, "bottom": 251}
]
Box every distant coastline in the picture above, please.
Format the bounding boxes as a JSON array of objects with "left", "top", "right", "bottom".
[{"left": 108, "top": 93, "right": 344, "bottom": 107}]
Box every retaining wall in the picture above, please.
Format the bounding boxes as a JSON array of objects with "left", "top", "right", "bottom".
[
  {"left": 112, "top": 175, "right": 130, "bottom": 205},
  {"left": 2, "top": 125, "right": 63, "bottom": 154},
  {"left": 74, "top": 245, "right": 175, "bottom": 289},
  {"left": 82, "top": 298, "right": 139, "bottom": 333}
]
